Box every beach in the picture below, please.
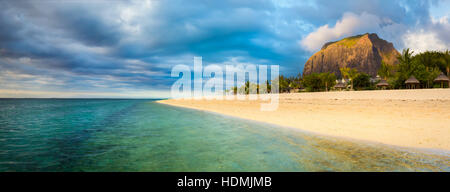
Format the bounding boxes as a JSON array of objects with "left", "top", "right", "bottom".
[{"left": 157, "top": 89, "right": 450, "bottom": 151}]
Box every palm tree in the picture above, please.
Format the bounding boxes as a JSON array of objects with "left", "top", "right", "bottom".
[
  {"left": 319, "top": 72, "right": 336, "bottom": 91},
  {"left": 266, "top": 80, "right": 271, "bottom": 93},
  {"left": 340, "top": 67, "right": 350, "bottom": 79},
  {"left": 442, "top": 50, "right": 450, "bottom": 87},
  {"left": 339, "top": 67, "right": 358, "bottom": 90},
  {"left": 397, "top": 48, "right": 414, "bottom": 67},
  {"left": 416, "top": 51, "right": 440, "bottom": 88},
  {"left": 377, "top": 61, "right": 392, "bottom": 80},
  {"left": 278, "top": 75, "right": 289, "bottom": 93},
  {"left": 396, "top": 48, "right": 415, "bottom": 87},
  {"left": 244, "top": 80, "right": 251, "bottom": 94},
  {"left": 348, "top": 68, "right": 359, "bottom": 90},
  {"left": 231, "top": 86, "right": 238, "bottom": 95}
]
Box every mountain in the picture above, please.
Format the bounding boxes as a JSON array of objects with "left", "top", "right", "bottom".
[{"left": 302, "top": 33, "right": 400, "bottom": 78}]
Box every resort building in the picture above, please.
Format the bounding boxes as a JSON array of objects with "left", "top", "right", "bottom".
[
  {"left": 405, "top": 76, "right": 420, "bottom": 89},
  {"left": 433, "top": 72, "right": 450, "bottom": 88},
  {"left": 376, "top": 79, "right": 389, "bottom": 90},
  {"left": 334, "top": 79, "right": 347, "bottom": 91}
]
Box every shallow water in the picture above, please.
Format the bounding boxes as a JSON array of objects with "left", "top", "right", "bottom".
[{"left": 0, "top": 99, "right": 448, "bottom": 171}]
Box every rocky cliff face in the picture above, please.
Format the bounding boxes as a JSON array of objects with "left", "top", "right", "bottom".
[{"left": 302, "top": 33, "right": 400, "bottom": 78}]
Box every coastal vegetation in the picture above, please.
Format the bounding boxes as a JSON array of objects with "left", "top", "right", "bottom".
[
  {"left": 229, "top": 80, "right": 272, "bottom": 95},
  {"left": 389, "top": 49, "right": 448, "bottom": 89},
  {"left": 302, "top": 72, "right": 336, "bottom": 92}
]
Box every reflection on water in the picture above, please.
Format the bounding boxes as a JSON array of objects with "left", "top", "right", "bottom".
[{"left": 0, "top": 99, "right": 448, "bottom": 171}]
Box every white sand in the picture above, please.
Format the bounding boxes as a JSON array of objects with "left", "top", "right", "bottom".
[{"left": 157, "top": 89, "right": 450, "bottom": 151}]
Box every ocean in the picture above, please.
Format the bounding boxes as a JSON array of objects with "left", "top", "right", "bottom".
[{"left": 0, "top": 99, "right": 448, "bottom": 171}]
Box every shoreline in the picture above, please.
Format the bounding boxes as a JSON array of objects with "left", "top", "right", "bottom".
[{"left": 157, "top": 89, "right": 450, "bottom": 151}]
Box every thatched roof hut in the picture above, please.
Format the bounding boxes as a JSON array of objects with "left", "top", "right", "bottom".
[
  {"left": 334, "top": 82, "right": 346, "bottom": 91},
  {"left": 405, "top": 76, "right": 420, "bottom": 84},
  {"left": 376, "top": 79, "right": 389, "bottom": 89},
  {"left": 434, "top": 72, "right": 449, "bottom": 88},
  {"left": 434, "top": 72, "right": 449, "bottom": 82},
  {"left": 405, "top": 75, "right": 420, "bottom": 89}
]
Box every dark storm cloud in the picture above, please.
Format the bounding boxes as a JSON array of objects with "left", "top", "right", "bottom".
[{"left": 52, "top": 6, "right": 122, "bottom": 46}]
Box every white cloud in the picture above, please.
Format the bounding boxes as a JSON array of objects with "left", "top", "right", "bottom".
[
  {"left": 403, "top": 30, "right": 447, "bottom": 54},
  {"left": 300, "top": 12, "right": 382, "bottom": 52},
  {"left": 403, "top": 16, "right": 450, "bottom": 54}
]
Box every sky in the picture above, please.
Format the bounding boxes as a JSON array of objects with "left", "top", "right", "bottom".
[{"left": 0, "top": 0, "right": 449, "bottom": 98}]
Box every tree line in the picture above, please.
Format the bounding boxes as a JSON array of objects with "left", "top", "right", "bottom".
[{"left": 382, "top": 49, "right": 449, "bottom": 89}]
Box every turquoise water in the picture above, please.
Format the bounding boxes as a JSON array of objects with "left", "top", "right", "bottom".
[{"left": 0, "top": 99, "right": 448, "bottom": 172}]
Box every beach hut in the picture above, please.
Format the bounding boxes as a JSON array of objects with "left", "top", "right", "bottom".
[
  {"left": 405, "top": 76, "right": 420, "bottom": 89},
  {"left": 376, "top": 79, "right": 389, "bottom": 90},
  {"left": 433, "top": 72, "right": 449, "bottom": 88},
  {"left": 334, "top": 82, "right": 346, "bottom": 91}
]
